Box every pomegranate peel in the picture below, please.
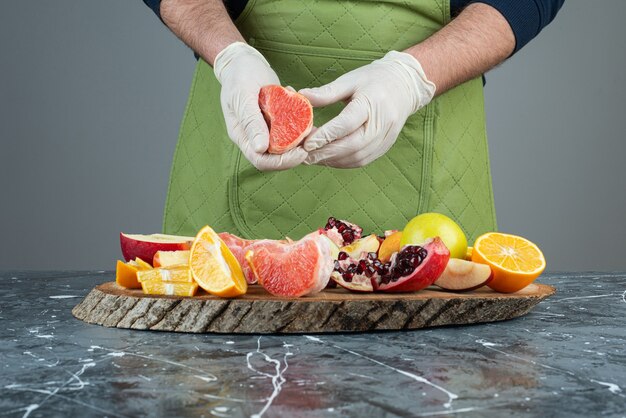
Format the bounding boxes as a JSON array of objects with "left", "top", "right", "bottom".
[{"left": 372, "top": 237, "right": 450, "bottom": 293}]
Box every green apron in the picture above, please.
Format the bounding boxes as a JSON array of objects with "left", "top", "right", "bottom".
[{"left": 163, "top": 0, "right": 497, "bottom": 243}]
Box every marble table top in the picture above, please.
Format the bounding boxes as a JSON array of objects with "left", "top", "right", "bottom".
[{"left": 1, "top": 271, "right": 624, "bottom": 417}]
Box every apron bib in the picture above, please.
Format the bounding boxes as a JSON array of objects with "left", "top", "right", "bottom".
[{"left": 163, "top": 0, "right": 497, "bottom": 243}]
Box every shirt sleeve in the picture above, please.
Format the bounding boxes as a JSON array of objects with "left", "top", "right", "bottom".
[
  {"left": 452, "top": 0, "right": 565, "bottom": 54},
  {"left": 142, "top": 0, "right": 163, "bottom": 22}
]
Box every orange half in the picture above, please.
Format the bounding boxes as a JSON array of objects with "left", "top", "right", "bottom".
[
  {"left": 189, "top": 226, "right": 247, "bottom": 298},
  {"left": 472, "top": 232, "right": 546, "bottom": 293}
]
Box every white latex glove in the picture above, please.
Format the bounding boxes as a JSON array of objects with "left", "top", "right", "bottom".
[
  {"left": 213, "top": 42, "right": 307, "bottom": 171},
  {"left": 300, "top": 51, "right": 436, "bottom": 168}
]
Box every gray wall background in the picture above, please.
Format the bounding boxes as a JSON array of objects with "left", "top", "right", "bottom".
[{"left": 1, "top": 1, "right": 624, "bottom": 271}]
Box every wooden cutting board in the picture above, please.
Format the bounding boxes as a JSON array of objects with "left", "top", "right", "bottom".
[{"left": 72, "top": 282, "right": 555, "bottom": 334}]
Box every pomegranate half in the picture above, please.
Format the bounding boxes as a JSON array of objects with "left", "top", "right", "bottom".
[{"left": 372, "top": 237, "right": 450, "bottom": 293}]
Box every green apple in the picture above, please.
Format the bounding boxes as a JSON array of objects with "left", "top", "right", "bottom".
[{"left": 400, "top": 213, "right": 468, "bottom": 259}]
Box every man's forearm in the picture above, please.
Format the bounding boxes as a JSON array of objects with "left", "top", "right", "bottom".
[
  {"left": 160, "top": 0, "right": 244, "bottom": 65},
  {"left": 405, "top": 3, "right": 515, "bottom": 95}
]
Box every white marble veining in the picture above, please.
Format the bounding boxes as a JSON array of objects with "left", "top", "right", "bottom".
[{"left": 1, "top": 271, "right": 625, "bottom": 417}]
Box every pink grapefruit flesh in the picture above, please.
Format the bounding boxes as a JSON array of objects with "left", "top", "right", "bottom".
[
  {"left": 245, "top": 233, "right": 332, "bottom": 297},
  {"left": 258, "top": 85, "right": 313, "bottom": 154}
]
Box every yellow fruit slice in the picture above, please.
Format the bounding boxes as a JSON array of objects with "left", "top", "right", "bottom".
[
  {"left": 378, "top": 231, "right": 402, "bottom": 263},
  {"left": 189, "top": 225, "right": 247, "bottom": 298},
  {"left": 141, "top": 280, "right": 198, "bottom": 297},
  {"left": 116, "top": 260, "right": 141, "bottom": 289},
  {"left": 472, "top": 232, "right": 546, "bottom": 293},
  {"left": 136, "top": 266, "right": 194, "bottom": 283},
  {"left": 134, "top": 258, "right": 153, "bottom": 270},
  {"left": 153, "top": 250, "right": 190, "bottom": 267},
  {"left": 465, "top": 246, "right": 474, "bottom": 261}
]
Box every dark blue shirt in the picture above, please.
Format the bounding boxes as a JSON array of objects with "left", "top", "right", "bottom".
[{"left": 143, "top": 0, "right": 564, "bottom": 54}]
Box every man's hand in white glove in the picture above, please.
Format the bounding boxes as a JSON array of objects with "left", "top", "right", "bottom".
[
  {"left": 214, "top": 42, "right": 307, "bottom": 171},
  {"left": 299, "top": 51, "right": 436, "bottom": 168}
]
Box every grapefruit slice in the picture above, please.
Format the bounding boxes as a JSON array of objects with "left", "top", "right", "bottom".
[
  {"left": 189, "top": 226, "right": 247, "bottom": 298},
  {"left": 245, "top": 232, "right": 333, "bottom": 297},
  {"left": 258, "top": 85, "right": 313, "bottom": 154}
]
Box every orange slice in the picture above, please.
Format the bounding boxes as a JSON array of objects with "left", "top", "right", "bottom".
[
  {"left": 133, "top": 258, "right": 153, "bottom": 270},
  {"left": 378, "top": 231, "right": 402, "bottom": 263},
  {"left": 189, "top": 225, "right": 247, "bottom": 298},
  {"left": 472, "top": 232, "right": 546, "bottom": 293},
  {"left": 141, "top": 280, "right": 198, "bottom": 297},
  {"left": 137, "top": 266, "right": 194, "bottom": 283},
  {"left": 115, "top": 260, "right": 141, "bottom": 289}
]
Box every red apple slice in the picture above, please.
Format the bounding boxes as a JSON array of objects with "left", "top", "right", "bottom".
[
  {"left": 434, "top": 258, "right": 493, "bottom": 292},
  {"left": 120, "top": 233, "right": 193, "bottom": 265}
]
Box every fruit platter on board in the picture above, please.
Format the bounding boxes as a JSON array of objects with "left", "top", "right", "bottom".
[
  {"left": 73, "top": 84, "right": 553, "bottom": 332},
  {"left": 73, "top": 213, "right": 555, "bottom": 334}
]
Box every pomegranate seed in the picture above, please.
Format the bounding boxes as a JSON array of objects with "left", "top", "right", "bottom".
[{"left": 338, "top": 251, "right": 349, "bottom": 261}]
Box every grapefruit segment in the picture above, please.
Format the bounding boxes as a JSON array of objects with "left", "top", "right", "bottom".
[
  {"left": 245, "top": 232, "right": 333, "bottom": 297},
  {"left": 259, "top": 85, "right": 313, "bottom": 154}
]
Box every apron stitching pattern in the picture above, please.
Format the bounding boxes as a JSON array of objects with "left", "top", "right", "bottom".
[
  {"left": 381, "top": 145, "right": 421, "bottom": 196},
  {"left": 240, "top": 176, "right": 300, "bottom": 237},
  {"left": 257, "top": 43, "right": 381, "bottom": 61},
  {"left": 282, "top": 169, "right": 336, "bottom": 237},
  {"left": 335, "top": 174, "right": 380, "bottom": 228},
  {"left": 229, "top": 152, "right": 256, "bottom": 238},
  {"left": 341, "top": 2, "right": 404, "bottom": 53},
  {"left": 274, "top": 2, "right": 310, "bottom": 46},
  {"left": 417, "top": 104, "right": 435, "bottom": 213},
  {"left": 358, "top": 165, "right": 411, "bottom": 223},
  {"left": 304, "top": 4, "right": 352, "bottom": 49},
  {"left": 163, "top": 63, "right": 203, "bottom": 233}
]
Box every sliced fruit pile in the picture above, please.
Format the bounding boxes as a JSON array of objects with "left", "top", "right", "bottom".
[{"left": 115, "top": 212, "right": 545, "bottom": 298}]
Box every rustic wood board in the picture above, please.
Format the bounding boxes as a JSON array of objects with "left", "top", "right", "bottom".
[{"left": 72, "top": 282, "right": 555, "bottom": 334}]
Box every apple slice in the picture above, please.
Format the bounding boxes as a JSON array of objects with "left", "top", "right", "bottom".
[
  {"left": 120, "top": 233, "right": 193, "bottom": 265},
  {"left": 153, "top": 250, "right": 190, "bottom": 267},
  {"left": 434, "top": 258, "right": 493, "bottom": 292},
  {"left": 339, "top": 234, "right": 380, "bottom": 259}
]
